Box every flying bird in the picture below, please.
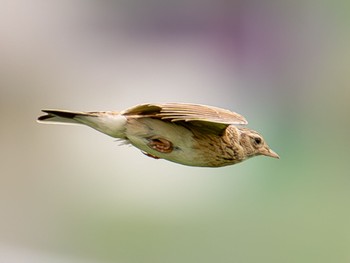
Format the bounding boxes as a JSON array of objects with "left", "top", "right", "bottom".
[{"left": 38, "top": 103, "right": 279, "bottom": 167}]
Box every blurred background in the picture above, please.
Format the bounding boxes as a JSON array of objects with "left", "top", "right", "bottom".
[{"left": 1, "top": 0, "right": 349, "bottom": 262}]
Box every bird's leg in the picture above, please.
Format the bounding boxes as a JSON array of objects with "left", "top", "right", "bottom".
[
  {"left": 147, "top": 137, "right": 173, "bottom": 153},
  {"left": 142, "top": 151, "right": 160, "bottom": 159}
]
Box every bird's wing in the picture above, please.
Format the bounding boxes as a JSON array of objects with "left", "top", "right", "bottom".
[{"left": 122, "top": 103, "right": 248, "bottom": 133}]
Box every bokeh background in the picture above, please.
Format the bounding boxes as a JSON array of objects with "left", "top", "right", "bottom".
[{"left": 1, "top": 0, "right": 350, "bottom": 262}]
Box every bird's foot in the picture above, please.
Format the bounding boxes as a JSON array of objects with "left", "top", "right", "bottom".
[
  {"left": 147, "top": 137, "right": 173, "bottom": 153},
  {"left": 142, "top": 151, "right": 161, "bottom": 159}
]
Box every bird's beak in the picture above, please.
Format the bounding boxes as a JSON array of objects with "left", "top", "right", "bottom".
[{"left": 262, "top": 148, "right": 280, "bottom": 159}]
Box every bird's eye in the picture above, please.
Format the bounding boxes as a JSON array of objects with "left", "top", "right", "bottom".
[{"left": 254, "top": 137, "right": 262, "bottom": 145}]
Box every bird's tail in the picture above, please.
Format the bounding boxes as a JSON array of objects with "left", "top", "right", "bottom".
[{"left": 37, "top": 109, "right": 127, "bottom": 138}]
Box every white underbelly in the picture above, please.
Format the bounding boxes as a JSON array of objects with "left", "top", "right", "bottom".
[{"left": 125, "top": 118, "right": 201, "bottom": 166}]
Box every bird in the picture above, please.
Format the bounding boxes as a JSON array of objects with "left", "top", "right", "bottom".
[{"left": 37, "top": 103, "right": 279, "bottom": 167}]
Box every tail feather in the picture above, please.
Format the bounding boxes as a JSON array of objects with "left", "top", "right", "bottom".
[
  {"left": 37, "top": 109, "right": 127, "bottom": 138},
  {"left": 38, "top": 110, "right": 94, "bottom": 124}
]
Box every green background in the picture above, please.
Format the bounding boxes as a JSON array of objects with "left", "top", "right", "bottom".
[{"left": 1, "top": 0, "right": 349, "bottom": 262}]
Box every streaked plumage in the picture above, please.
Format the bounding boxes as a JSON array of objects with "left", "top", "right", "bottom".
[{"left": 38, "top": 103, "right": 279, "bottom": 167}]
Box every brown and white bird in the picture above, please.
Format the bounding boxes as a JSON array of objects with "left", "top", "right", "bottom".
[{"left": 38, "top": 103, "right": 279, "bottom": 167}]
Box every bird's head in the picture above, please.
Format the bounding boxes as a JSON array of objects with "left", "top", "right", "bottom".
[{"left": 239, "top": 128, "right": 279, "bottom": 160}]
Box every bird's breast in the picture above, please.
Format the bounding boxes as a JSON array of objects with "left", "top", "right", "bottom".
[{"left": 123, "top": 118, "right": 242, "bottom": 167}]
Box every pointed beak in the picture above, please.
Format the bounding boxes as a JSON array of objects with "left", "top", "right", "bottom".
[{"left": 262, "top": 148, "right": 280, "bottom": 159}]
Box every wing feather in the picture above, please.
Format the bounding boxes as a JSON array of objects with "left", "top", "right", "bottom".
[{"left": 123, "top": 103, "right": 248, "bottom": 127}]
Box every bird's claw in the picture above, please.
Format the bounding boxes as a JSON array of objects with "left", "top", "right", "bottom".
[
  {"left": 142, "top": 151, "right": 161, "bottom": 159},
  {"left": 147, "top": 137, "right": 173, "bottom": 153}
]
